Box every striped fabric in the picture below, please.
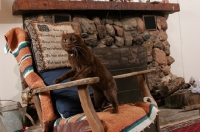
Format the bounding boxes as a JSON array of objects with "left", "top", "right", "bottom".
[
  {"left": 5, "top": 41, "right": 34, "bottom": 78},
  {"left": 4, "top": 27, "right": 57, "bottom": 131},
  {"left": 54, "top": 102, "right": 158, "bottom": 132}
]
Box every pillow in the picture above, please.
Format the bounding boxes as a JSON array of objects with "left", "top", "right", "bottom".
[
  {"left": 39, "top": 67, "right": 94, "bottom": 118},
  {"left": 24, "top": 20, "right": 74, "bottom": 73}
]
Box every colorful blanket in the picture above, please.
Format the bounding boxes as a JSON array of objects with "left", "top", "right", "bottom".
[
  {"left": 4, "top": 27, "right": 57, "bottom": 131},
  {"left": 54, "top": 102, "right": 158, "bottom": 132}
]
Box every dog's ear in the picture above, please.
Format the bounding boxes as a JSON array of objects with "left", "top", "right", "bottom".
[
  {"left": 62, "top": 30, "right": 68, "bottom": 35},
  {"left": 73, "top": 29, "right": 80, "bottom": 35}
]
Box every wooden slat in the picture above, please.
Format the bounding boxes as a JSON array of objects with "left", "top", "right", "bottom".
[{"left": 12, "top": 0, "right": 180, "bottom": 15}]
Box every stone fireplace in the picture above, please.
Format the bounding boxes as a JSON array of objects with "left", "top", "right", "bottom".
[{"left": 13, "top": 0, "right": 181, "bottom": 106}]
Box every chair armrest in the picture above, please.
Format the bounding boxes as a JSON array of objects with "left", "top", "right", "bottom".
[
  {"left": 113, "top": 69, "right": 155, "bottom": 79},
  {"left": 22, "top": 77, "right": 104, "bottom": 132},
  {"left": 31, "top": 77, "right": 99, "bottom": 94},
  {"left": 113, "top": 69, "right": 158, "bottom": 108}
]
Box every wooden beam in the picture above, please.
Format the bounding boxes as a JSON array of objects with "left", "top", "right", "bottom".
[{"left": 12, "top": 0, "right": 180, "bottom": 15}]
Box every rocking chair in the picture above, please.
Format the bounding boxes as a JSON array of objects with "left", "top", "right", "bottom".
[{"left": 5, "top": 27, "right": 160, "bottom": 132}]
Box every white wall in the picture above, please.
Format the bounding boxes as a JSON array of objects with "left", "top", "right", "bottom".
[
  {"left": 0, "top": 0, "right": 22, "bottom": 105},
  {"left": 168, "top": 0, "right": 200, "bottom": 82},
  {"left": 0, "top": 0, "right": 199, "bottom": 105}
]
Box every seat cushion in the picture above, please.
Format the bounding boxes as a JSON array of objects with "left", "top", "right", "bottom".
[
  {"left": 40, "top": 67, "right": 94, "bottom": 118},
  {"left": 54, "top": 102, "right": 158, "bottom": 132}
]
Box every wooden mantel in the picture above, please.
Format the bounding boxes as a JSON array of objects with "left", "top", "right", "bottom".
[{"left": 12, "top": 0, "right": 180, "bottom": 15}]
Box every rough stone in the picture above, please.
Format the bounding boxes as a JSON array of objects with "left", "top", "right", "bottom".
[
  {"left": 123, "top": 25, "right": 135, "bottom": 31},
  {"left": 136, "top": 18, "right": 145, "bottom": 33},
  {"left": 114, "top": 21, "right": 123, "bottom": 27},
  {"left": 159, "top": 30, "right": 168, "bottom": 41},
  {"left": 152, "top": 61, "right": 159, "bottom": 67},
  {"left": 72, "top": 16, "right": 82, "bottom": 23},
  {"left": 81, "top": 33, "right": 88, "bottom": 38},
  {"left": 147, "top": 55, "right": 153, "bottom": 62},
  {"left": 124, "top": 32, "right": 133, "bottom": 46},
  {"left": 130, "top": 30, "right": 138, "bottom": 37},
  {"left": 115, "top": 36, "right": 124, "bottom": 47},
  {"left": 80, "top": 18, "right": 97, "bottom": 34},
  {"left": 162, "top": 65, "right": 171, "bottom": 76},
  {"left": 84, "top": 34, "right": 98, "bottom": 47},
  {"left": 93, "top": 17, "right": 101, "bottom": 26},
  {"left": 113, "top": 25, "right": 124, "bottom": 37},
  {"left": 133, "top": 34, "right": 144, "bottom": 45},
  {"left": 162, "top": 40, "right": 170, "bottom": 47},
  {"left": 142, "top": 31, "right": 150, "bottom": 41},
  {"left": 110, "top": 44, "right": 118, "bottom": 48},
  {"left": 121, "top": 18, "right": 137, "bottom": 28},
  {"left": 157, "top": 16, "right": 168, "bottom": 31},
  {"left": 105, "top": 35, "right": 114, "bottom": 46},
  {"left": 105, "top": 24, "right": 115, "bottom": 37},
  {"left": 149, "top": 35, "right": 158, "bottom": 42},
  {"left": 167, "top": 56, "right": 175, "bottom": 65},
  {"left": 159, "top": 72, "right": 165, "bottom": 78},
  {"left": 149, "top": 30, "right": 159, "bottom": 36},
  {"left": 96, "top": 25, "right": 106, "bottom": 38},
  {"left": 97, "top": 39, "right": 107, "bottom": 48},
  {"left": 154, "top": 39, "right": 163, "bottom": 50},
  {"left": 71, "top": 21, "right": 81, "bottom": 33},
  {"left": 163, "top": 41, "right": 170, "bottom": 55},
  {"left": 153, "top": 48, "right": 167, "bottom": 66},
  {"left": 142, "top": 40, "right": 153, "bottom": 55},
  {"left": 164, "top": 46, "right": 170, "bottom": 56},
  {"left": 147, "top": 66, "right": 162, "bottom": 91}
]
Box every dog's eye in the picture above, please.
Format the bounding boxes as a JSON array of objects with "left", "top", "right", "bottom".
[
  {"left": 63, "top": 39, "right": 68, "bottom": 43},
  {"left": 71, "top": 38, "right": 76, "bottom": 42}
]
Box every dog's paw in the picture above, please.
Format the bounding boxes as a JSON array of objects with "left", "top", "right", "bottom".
[
  {"left": 54, "top": 78, "right": 62, "bottom": 84},
  {"left": 70, "top": 77, "right": 77, "bottom": 81}
]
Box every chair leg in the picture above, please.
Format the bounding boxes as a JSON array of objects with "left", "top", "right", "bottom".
[
  {"left": 32, "top": 95, "right": 43, "bottom": 127},
  {"left": 156, "top": 114, "right": 161, "bottom": 132},
  {"left": 77, "top": 85, "right": 104, "bottom": 132}
]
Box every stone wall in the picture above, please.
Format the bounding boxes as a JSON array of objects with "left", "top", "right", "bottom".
[
  {"left": 71, "top": 16, "right": 176, "bottom": 89},
  {"left": 24, "top": 14, "right": 184, "bottom": 105}
]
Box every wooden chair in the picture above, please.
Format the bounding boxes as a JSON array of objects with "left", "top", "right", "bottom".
[{"left": 21, "top": 47, "right": 160, "bottom": 132}]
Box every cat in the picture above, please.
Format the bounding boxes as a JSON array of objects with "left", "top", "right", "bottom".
[{"left": 54, "top": 31, "right": 118, "bottom": 113}]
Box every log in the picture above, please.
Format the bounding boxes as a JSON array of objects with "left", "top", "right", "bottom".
[
  {"left": 165, "top": 89, "right": 200, "bottom": 109},
  {"left": 159, "top": 77, "right": 185, "bottom": 97},
  {"left": 183, "top": 104, "right": 200, "bottom": 111}
]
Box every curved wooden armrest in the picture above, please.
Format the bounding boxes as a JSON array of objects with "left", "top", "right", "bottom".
[
  {"left": 31, "top": 77, "right": 99, "bottom": 94},
  {"left": 113, "top": 69, "right": 155, "bottom": 79},
  {"left": 23, "top": 77, "right": 104, "bottom": 132},
  {"left": 113, "top": 69, "right": 157, "bottom": 108}
]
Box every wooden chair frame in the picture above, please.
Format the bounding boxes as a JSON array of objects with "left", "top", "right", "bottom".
[{"left": 23, "top": 69, "right": 160, "bottom": 132}]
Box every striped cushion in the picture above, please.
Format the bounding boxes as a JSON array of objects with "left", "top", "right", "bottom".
[{"left": 54, "top": 102, "right": 158, "bottom": 132}]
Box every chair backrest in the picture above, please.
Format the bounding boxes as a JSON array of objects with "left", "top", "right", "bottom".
[{"left": 92, "top": 46, "right": 147, "bottom": 104}]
